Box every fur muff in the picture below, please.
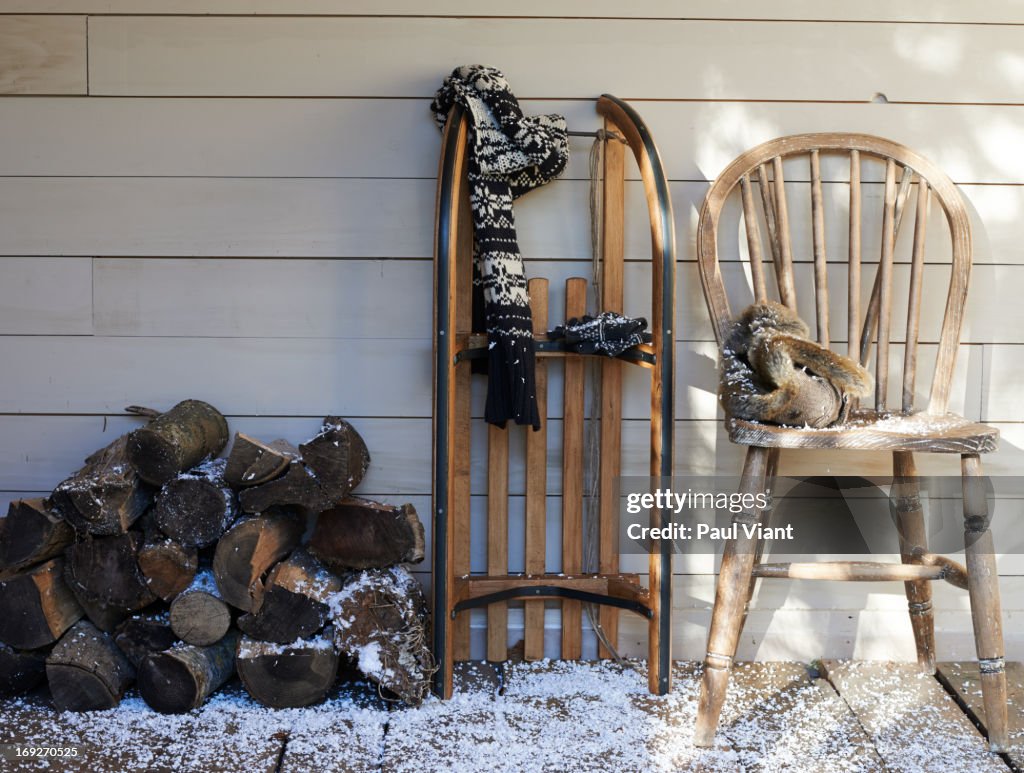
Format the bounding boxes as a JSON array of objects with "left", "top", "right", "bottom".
[{"left": 720, "top": 301, "right": 873, "bottom": 428}]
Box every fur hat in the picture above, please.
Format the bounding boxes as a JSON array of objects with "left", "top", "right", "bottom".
[{"left": 720, "top": 301, "right": 872, "bottom": 428}]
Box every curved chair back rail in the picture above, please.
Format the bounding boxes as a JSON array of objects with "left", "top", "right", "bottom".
[
  {"left": 432, "top": 95, "right": 675, "bottom": 698},
  {"left": 697, "top": 133, "right": 972, "bottom": 415}
]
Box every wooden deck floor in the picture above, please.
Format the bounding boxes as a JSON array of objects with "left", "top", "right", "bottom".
[{"left": 0, "top": 661, "right": 1019, "bottom": 772}]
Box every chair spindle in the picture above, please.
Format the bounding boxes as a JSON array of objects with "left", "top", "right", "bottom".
[
  {"left": 771, "top": 156, "right": 798, "bottom": 311},
  {"left": 740, "top": 173, "right": 768, "bottom": 301},
  {"left": 875, "top": 159, "right": 897, "bottom": 410},
  {"left": 848, "top": 150, "right": 862, "bottom": 358},
  {"left": 810, "top": 149, "right": 829, "bottom": 346},
  {"left": 903, "top": 181, "right": 930, "bottom": 413}
]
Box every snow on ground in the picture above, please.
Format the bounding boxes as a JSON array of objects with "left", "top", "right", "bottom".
[{"left": 0, "top": 661, "right": 1009, "bottom": 772}]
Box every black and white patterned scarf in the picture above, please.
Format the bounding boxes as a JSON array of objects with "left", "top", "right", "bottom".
[{"left": 431, "top": 65, "right": 569, "bottom": 430}]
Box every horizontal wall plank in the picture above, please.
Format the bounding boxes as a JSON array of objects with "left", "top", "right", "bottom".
[
  {"left": 91, "top": 257, "right": 1022, "bottom": 349},
  {"left": 0, "top": 257, "right": 92, "bottom": 334},
  {"left": 5, "top": 99, "right": 1024, "bottom": 186},
  {"left": 0, "top": 178, "right": 1018, "bottom": 265},
  {"left": 88, "top": 16, "right": 1024, "bottom": 102},
  {"left": 3, "top": 1, "right": 1020, "bottom": 22},
  {"left": 0, "top": 333, "right": 981, "bottom": 420},
  {"left": 982, "top": 345, "right": 1024, "bottom": 422},
  {"left": 0, "top": 335, "right": 430, "bottom": 416},
  {"left": 0, "top": 15, "right": 85, "bottom": 94}
]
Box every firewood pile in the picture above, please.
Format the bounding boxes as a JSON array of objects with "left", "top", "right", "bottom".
[{"left": 0, "top": 400, "right": 433, "bottom": 713}]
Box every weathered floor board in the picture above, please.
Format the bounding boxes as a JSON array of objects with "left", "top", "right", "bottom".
[
  {"left": 822, "top": 660, "right": 1007, "bottom": 773},
  {"left": 707, "top": 662, "right": 887, "bottom": 772},
  {"left": 938, "top": 661, "right": 1024, "bottom": 771}
]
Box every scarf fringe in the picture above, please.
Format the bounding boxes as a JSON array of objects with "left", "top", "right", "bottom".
[{"left": 484, "top": 335, "right": 540, "bottom": 431}]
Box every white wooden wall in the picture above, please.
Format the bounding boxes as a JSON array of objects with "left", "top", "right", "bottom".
[{"left": 1, "top": 1, "right": 1022, "bottom": 662}]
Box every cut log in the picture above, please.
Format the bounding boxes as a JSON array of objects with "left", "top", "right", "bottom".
[
  {"left": 0, "top": 643, "right": 47, "bottom": 697},
  {"left": 328, "top": 566, "right": 433, "bottom": 706},
  {"left": 224, "top": 434, "right": 298, "bottom": 488},
  {"left": 126, "top": 399, "right": 229, "bottom": 486},
  {"left": 212, "top": 510, "right": 304, "bottom": 613},
  {"left": 0, "top": 558, "right": 83, "bottom": 649},
  {"left": 0, "top": 497, "right": 74, "bottom": 572},
  {"left": 309, "top": 497, "right": 424, "bottom": 572},
  {"left": 50, "top": 435, "right": 153, "bottom": 536},
  {"left": 238, "top": 461, "right": 331, "bottom": 514},
  {"left": 299, "top": 417, "right": 370, "bottom": 501},
  {"left": 114, "top": 612, "right": 177, "bottom": 668},
  {"left": 64, "top": 532, "right": 158, "bottom": 614},
  {"left": 236, "top": 628, "right": 339, "bottom": 708},
  {"left": 137, "top": 534, "right": 198, "bottom": 602},
  {"left": 46, "top": 620, "right": 135, "bottom": 711},
  {"left": 238, "top": 550, "right": 342, "bottom": 643},
  {"left": 154, "top": 458, "right": 237, "bottom": 548},
  {"left": 137, "top": 631, "right": 238, "bottom": 714},
  {"left": 74, "top": 595, "right": 131, "bottom": 633},
  {"left": 169, "top": 570, "right": 231, "bottom": 646}
]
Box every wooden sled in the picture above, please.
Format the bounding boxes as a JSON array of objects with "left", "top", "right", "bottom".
[{"left": 431, "top": 95, "right": 675, "bottom": 698}]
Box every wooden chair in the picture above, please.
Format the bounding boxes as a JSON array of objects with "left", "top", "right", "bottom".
[
  {"left": 432, "top": 95, "right": 675, "bottom": 698},
  {"left": 693, "top": 134, "right": 1009, "bottom": 752}
]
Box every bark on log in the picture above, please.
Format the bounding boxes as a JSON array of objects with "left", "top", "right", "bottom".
[
  {"left": 0, "top": 643, "right": 47, "bottom": 697},
  {"left": 137, "top": 631, "right": 238, "bottom": 714},
  {"left": 309, "top": 497, "right": 424, "bottom": 572},
  {"left": 224, "top": 434, "right": 298, "bottom": 488},
  {"left": 298, "top": 417, "right": 370, "bottom": 501},
  {"left": 212, "top": 511, "right": 304, "bottom": 613},
  {"left": 237, "top": 550, "right": 342, "bottom": 643},
  {"left": 114, "top": 612, "right": 177, "bottom": 668},
  {"left": 154, "top": 458, "right": 237, "bottom": 548},
  {"left": 50, "top": 435, "right": 153, "bottom": 536},
  {"left": 169, "top": 570, "right": 231, "bottom": 646},
  {"left": 0, "top": 558, "right": 83, "bottom": 649},
  {"left": 127, "top": 400, "right": 229, "bottom": 486},
  {"left": 137, "top": 534, "right": 198, "bottom": 602},
  {"left": 0, "top": 498, "right": 74, "bottom": 572},
  {"left": 64, "top": 532, "right": 158, "bottom": 614},
  {"left": 329, "top": 567, "right": 432, "bottom": 706},
  {"left": 236, "top": 628, "right": 339, "bottom": 708},
  {"left": 46, "top": 620, "right": 135, "bottom": 711},
  {"left": 238, "top": 461, "right": 331, "bottom": 514}
]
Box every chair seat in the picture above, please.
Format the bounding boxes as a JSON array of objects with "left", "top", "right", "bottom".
[{"left": 726, "top": 410, "right": 998, "bottom": 454}]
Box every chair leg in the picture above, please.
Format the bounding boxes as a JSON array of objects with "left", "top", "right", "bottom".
[
  {"left": 962, "top": 453, "right": 1009, "bottom": 753},
  {"left": 694, "top": 445, "right": 771, "bottom": 747},
  {"left": 892, "top": 451, "right": 935, "bottom": 672},
  {"left": 741, "top": 448, "right": 779, "bottom": 628}
]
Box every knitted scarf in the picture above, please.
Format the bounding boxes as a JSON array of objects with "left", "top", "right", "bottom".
[{"left": 431, "top": 65, "right": 569, "bottom": 430}]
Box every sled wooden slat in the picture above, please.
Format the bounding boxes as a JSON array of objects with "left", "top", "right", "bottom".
[
  {"left": 524, "top": 277, "right": 549, "bottom": 662},
  {"left": 486, "top": 422, "right": 509, "bottom": 663},
  {"left": 560, "top": 277, "right": 587, "bottom": 660},
  {"left": 433, "top": 95, "right": 673, "bottom": 699}
]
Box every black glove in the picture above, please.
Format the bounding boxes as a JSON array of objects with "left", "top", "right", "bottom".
[{"left": 549, "top": 312, "right": 649, "bottom": 357}]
